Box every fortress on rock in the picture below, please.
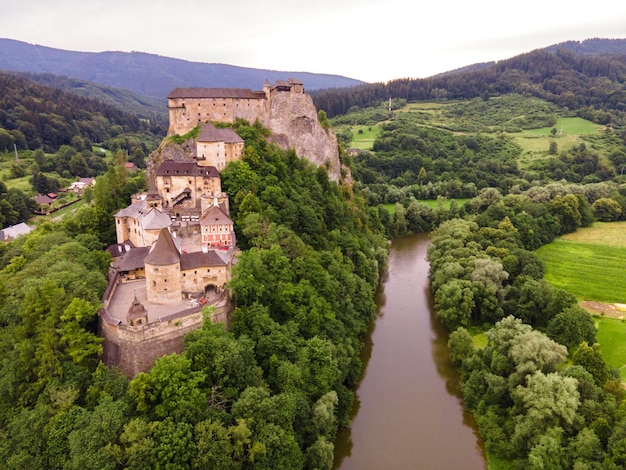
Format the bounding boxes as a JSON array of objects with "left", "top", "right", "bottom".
[{"left": 100, "top": 79, "right": 340, "bottom": 377}]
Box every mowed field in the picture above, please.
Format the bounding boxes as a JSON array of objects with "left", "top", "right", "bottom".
[
  {"left": 536, "top": 237, "right": 626, "bottom": 304},
  {"left": 595, "top": 317, "right": 626, "bottom": 380},
  {"left": 536, "top": 222, "right": 626, "bottom": 379}
]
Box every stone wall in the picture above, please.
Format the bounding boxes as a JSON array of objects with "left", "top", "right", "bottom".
[
  {"left": 100, "top": 298, "right": 231, "bottom": 377},
  {"left": 145, "top": 262, "right": 182, "bottom": 305},
  {"left": 168, "top": 97, "right": 269, "bottom": 136}
]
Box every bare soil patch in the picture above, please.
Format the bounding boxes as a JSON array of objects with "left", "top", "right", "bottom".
[{"left": 581, "top": 300, "right": 625, "bottom": 318}]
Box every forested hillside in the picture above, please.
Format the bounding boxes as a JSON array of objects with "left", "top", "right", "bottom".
[
  {"left": 0, "top": 72, "right": 166, "bottom": 153},
  {"left": 0, "top": 121, "right": 388, "bottom": 469},
  {"left": 313, "top": 49, "right": 626, "bottom": 122},
  {"left": 16, "top": 72, "right": 169, "bottom": 124}
]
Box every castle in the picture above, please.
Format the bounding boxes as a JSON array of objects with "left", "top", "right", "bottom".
[
  {"left": 167, "top": 78, "right": 304, "bottom": 136},
  {"left": 100, "top": 79, "right": 337, "bottom": 377}
]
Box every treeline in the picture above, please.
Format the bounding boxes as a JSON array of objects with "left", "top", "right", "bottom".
[
  {"left": 428, "top": 187, "right": 626, "bottom": 467},
  {"left": 0, "top": 121, "right": 388, "bottom": 469},
  {"left": 0, "top": 179, "right": 36, "bottom": 228},
  {"left": 313, "top": 49, "right": 626, "bottom": 123},
  {"left": 0, "top": 72, "right": 166, "bottom": 153}
]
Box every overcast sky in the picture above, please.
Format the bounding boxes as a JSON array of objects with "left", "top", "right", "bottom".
[{"left": 2, "top": 0, "right": 626, "bottom": 83}]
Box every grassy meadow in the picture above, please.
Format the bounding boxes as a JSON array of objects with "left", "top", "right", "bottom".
[
  {"left": 536, "top": 222, "right": 626, "bottom": 382},
  {"left": 595, "top": 316, "right": 626, "bottom": 380},
  {"left": 383, "top": 198, "right": 468, "bottom": 214},
  {"left": 349, "top": 125, "right": 381, "bottom": 150},
  {"left": 535, "top": 238, "right": 626, "bottom": 304}
]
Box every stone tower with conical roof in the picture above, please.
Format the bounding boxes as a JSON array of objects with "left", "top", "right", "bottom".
[{"left": 144, "top": 228, "right": 182, "bottom": 305}]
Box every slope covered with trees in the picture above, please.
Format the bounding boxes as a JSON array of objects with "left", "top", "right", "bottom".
[
  {"left": 0, "top": 121, "right": 387, "bottom": 469},
  {"left": 313, "top": 48, "right": 626, "bottom": 124},
  {"left": 428, "top": 188, "right": 626, "bottom": 468},
  {"left": 0, "top": 72, "right": 166, "bottom": 153}
]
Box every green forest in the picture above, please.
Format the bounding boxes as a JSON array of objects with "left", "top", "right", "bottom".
[{"left": 0, "top": 72, "right": 166, "bottom": 229}]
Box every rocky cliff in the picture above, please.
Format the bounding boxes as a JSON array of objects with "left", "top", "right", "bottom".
[{"left": 268, "top": 91, "right": 343, "bottom": 182}]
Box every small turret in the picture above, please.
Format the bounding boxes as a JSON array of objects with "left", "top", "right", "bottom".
[
  {"left": 127, "top": 295, "right": 148, "bottom": 327},
  {"left": 263, "top": 79, "right": 270, "bottom": 99}
]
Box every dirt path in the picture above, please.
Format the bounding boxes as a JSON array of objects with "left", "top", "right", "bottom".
[{"left": 581, "top": 300, "right": 626, "bottom": 318}]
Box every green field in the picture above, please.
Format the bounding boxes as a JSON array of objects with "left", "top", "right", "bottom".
[
  {"left": 595, "top": 317, "right": 626, "bottom": 380},
  {"left": 536, "top": 239, "right": 626, "bottom": 304},
  {"left": 383, "top": 198, "right": 468, "bottom": 214},
  {"left": 349, "top": 125, "right": 382, "bottom": 150}
]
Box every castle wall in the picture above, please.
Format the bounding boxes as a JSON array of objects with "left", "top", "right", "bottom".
[
  {"left": 198, "top": 141, "right": 226, "bottom": 170},
  {"left": 168, "top": 97, "right": 269, "bottom": 136},
  {"left": 115, "top": 217, "right": 163, "bottom": 247},
  {"left": 224, "top": 141, "right": 244, "bottom": 167},
  {"left": 155, "top": 174, "right": 222, "bottom": 210},
  {"left": 201, "top": 226, "right": 232, "bottom": 246},
  {"left": 100, "top": 298, "right": 231, "bottom": 377},
  {"left": 116, "top": 217, "right": 129, "bottom": 244},
  {"left": 181, "top": 263, "right": 229, "bottom": 293}
]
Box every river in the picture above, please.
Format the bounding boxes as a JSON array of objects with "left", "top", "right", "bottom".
[{"left": 334, "top": 233, "right": 486, "bottom": 469}]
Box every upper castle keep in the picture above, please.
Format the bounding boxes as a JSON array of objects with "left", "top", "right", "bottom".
[{"left": 167, "top": 78, "right": 304, "bottom": 136}]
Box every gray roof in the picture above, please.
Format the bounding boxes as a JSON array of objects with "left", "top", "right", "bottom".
[
  {"left": 141, "top": 208, "right": 172, "bottom": 231},
  {"left": 115, "top": 200, "right": 146, "bottom": 218},
  {"left": 181, "top": 250, "right": 228, "bottom": 270},
  {"left": 155, "top": 161, "right": 219, "bottom": 178},
  {"left": 144, "top": 228, "right": 180, "bottom": 266},
  {"left": 199, "top": 204, "right": 232, "bottom": 226},
  {"left": 168, "top": 88, "right": 266, "bottom": 100},
  {"left": 115, "top": 202, "right": 171, "bottom": 232},
  {"left": 197, "top": 123, "right": 244, "bottom": 144},
  {"left": 111, "top": 246, "right": 150, "bottom": 271},
  {"left": 0, "top": 222, "right": 32, "bottom": 241}
]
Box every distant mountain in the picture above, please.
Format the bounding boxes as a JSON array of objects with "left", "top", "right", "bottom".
[
  {"left": 0, "top": 39, "right": 365, "bottom": 98},
  {"left": 429, "top": 39, "right": 626, "bottom": 79},
  {"left": 544, "top": 38, "right": 626, "bottom": 55}
]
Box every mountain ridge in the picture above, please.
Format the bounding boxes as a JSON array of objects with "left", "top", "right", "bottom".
[{"left": 0, "top": 38, "right": 365, "bottom": 98}]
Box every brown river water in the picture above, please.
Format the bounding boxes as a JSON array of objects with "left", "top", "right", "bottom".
[{"left": 333, "top": 233, "right": 486, "bottom": 469}]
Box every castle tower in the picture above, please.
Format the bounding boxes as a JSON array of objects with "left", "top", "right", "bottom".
[
  {"left": 146, "top": 178, "right": 162, "bottom": 211},
  {"left": 127, "top": 295, "right": 148, "bottom": 327},
  {"left": 263, "top": 79, "right": 270, "bottom": 99},
  {"left": 144, "top": 228, "right": 182, "bottom": 305}
]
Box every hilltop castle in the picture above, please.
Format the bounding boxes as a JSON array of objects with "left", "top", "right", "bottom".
[
  {"left": 167, "top": 78, "right": 304, "bottom": 136},
  {"left": 99, "top": 125, "right": 237, "bottom": 376},
  {"left": 100, "top": 79, "right": 340, "bottom": 377}
]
